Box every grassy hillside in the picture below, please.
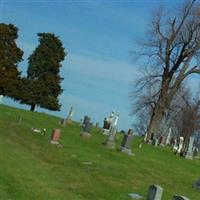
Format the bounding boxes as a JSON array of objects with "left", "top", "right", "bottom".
[{"left": 0, "top": 104, "right": 199, "bottom": 200}]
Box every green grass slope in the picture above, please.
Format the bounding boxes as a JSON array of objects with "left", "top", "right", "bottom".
[{"left": 0, "top": 104, "right": 199, "bottom": 200}]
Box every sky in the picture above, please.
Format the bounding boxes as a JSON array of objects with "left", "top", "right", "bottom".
[{"left": 1, "top": 0, "right": 199, "bottom": 130}]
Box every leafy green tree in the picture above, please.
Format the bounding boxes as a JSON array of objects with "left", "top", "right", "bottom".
[
  {"left": 20, "top": 33, "right": 66, "bottom": 111},
  {"left": 0, "top": 23, "right": 23, "bottom": 98}
]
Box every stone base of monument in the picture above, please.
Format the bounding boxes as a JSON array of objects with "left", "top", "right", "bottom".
[
  {"left": 102, "top": 129, "right": 109, "bottom": 135},
  {"left": 80, "top": 132, "right": 91, "bottom": 138},
  {"left": 119, "top": 146, "right": 134, "bottom": 156},
  {"left": 103, "top": 141, "right": 115, "bottom": 149},
  {"left": 50, "top": 140, "right": 60, "bottom": 145}
]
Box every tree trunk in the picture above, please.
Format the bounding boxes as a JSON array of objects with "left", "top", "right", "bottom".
[
  {"left": 146, "top": 102, "right": 165, "bottom": 141},
  {"left": 146, "top": 78, "right": 170, "bottom": 141},
  {"left": 30, "top": 104, "right": 36, "bottom": 111}
]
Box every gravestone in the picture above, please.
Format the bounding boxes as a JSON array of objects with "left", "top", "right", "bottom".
[
  {"left": 146, "top": 185, "right": 163, "bottom": 200},
  {"left": 185, "top": 136, "right": 195, "bottom": 159},
  {"left": 83, "top": 115, "right": 90, "bottom": 126},
  {"left": 0, "top": 95, "right": 3, "bottom": 104},
  {"left": 120, "top": 129, "right": 134, "bottom": 155},
  {"left": 66, "top": 106, "right": 74, "bottom": 123},
  {"left": 172, "top": 195, "right": 190, "bottom": 200},
  {"left": 165, "top": 128, "right": 172, "bottom": 145},
  {"left": 102, "top": 112, "right": 114, "bottom": 135},
  {"left": 172, "top": 137, "right": 178, "bottom": 152},
  {"left": 81, "top": 118, "right": 92, "bottom": 138},
  {"left": 193, "top": 178, "right": 200, "bottom": 191},
  {"left": 177, "top": 137, "right": 184, "bottom": 155},
  {"left": 50, "top": 129, "right": 61, "bottom": 144},
  {"left": 104, "top": 115, "right": 119, "bottom": 149},
  {"left": 60, "top": 118, "right": 66, "bottom": 126}
]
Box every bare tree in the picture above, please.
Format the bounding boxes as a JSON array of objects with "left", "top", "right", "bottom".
[{"left": 133, "top": 0, "right": 200, "bottom": 140}]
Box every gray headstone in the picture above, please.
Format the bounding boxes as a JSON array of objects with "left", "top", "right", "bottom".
[
  {"left": 66, "top": 106, "right": 74, "bottom": 120},
  {"left": 172, "top": 195, "right": 190, "bottom": 200},
  {"left": 193, "top": 178, "right": 200, "bottom": 190},
  {"left": 83, "top": 115, "right": 90, "bottom": 125},
  {"left": 83, "top": 122, "right": 92, "bottom": 133},
  {"left": 146, "top": 185, "right": 163, "bottom": 200},
  {"left": 121, "top": 130, "right": 134, "bottom": 149}
]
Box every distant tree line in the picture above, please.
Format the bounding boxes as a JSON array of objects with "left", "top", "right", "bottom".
[{"left": 0, "top": 23, "right": 67, "bottom": 111}]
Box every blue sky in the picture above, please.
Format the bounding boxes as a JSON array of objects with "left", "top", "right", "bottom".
[{"left": 1, "top": 0, "right": 199, "bottom": 130}]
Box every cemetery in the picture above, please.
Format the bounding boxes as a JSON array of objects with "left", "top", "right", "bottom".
[
  {"left": 0, "top": 1, "right": 200, "bottom": 200},
  {"left": 0, "top": 104, "right": 199, "bottom": 200}
]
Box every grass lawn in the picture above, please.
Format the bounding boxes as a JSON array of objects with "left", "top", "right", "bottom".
[{"left": 0, "top": 104, "right": 199, "bottom": 200}]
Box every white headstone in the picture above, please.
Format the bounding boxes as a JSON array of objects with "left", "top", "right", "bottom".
[
  {"left": 166, "top": 128, "right": 172, "bottom": 145},
  {"left": 177, "top": 137, "right": 184, "bottom": 154},
  {"left": 185, "top": 136, "right": 195, "bottom": 159},
  {"left": 0, "top": 95, "right": 3, "bottom": 104}
]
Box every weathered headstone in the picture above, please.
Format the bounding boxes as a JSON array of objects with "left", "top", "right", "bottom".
[
  {"left": 193, "top": 178, "right": 200, "bottom": 191},
  {"left": 172, "top": 137, "right": 179, "bottom": 152},
  {"left": 81, "top": 118, "right": 92, "bottom": 138},
  {"left": 172, "top": 195, "right": 190, "bottom": 200},
  {"left": 177, "top": 136, "right": 184, "bottom": 155},
  {"left": 146, "top": 185, "right": 163, "bottom": 200},
  {"left": 50, "top": 129, "right": 61, "bottom": 144},
  {"left": 102, "top": 112, "right": 114, "bottom": 135},
  {"left": 120, "top": 129, "right": 134, "bottom": 155},
  {"left": 83, "top": 115, "right": 90, "bottom": 126},
  {"left": 0, "top": 95, "right": 3, "bottom": 104},
  {"left": 104, "top": 115, "right": 119, "bottom": 149},
  {"left": 165, "top": 128, "right": 172, "bottom": 145},
  {"left": 60, "top": 118, "right": 66, "bottom": 126},
  {"left": 66, "top": 106, "right": 74, "bottom": 123},
  {"left": 185, "top": 136, "right": 195, "bottom": 159}
]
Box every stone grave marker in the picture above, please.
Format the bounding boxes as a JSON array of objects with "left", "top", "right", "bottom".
[
  {"left": 177, "top": 136, "right": 184, "bottom": 155},
  {"left": 83, "top": 115, "right": 90, "bottom": 126},
  {"left": 102, "top": 112, "right": 114, "bottom": 135},
  {"left": 146, "top": 184, "right": 163, "bottom": 200},
  {"left": 120, "top": 129, "right": 134, "bottom": 155},
  {"left": 66, "top": 106, "right": 74, "bottom": 123},
  {"left": 193, "top": 178, "right": 200, "bottom": 191},
  {"left": 185, "top": 136, "right": 195, "bottom": 159},
  {"left": 165, "top": 128, "right": 172, "bottom": 145},
  {"left": 50, "top": 129, "right": 61, "bottom": 144},
  {"left": 104, "top": 115, "right": 119, "bottom": 149},
  {"left": 172, "top": 195, "right": 190, "bottom": 200},
  {"left": 60, "top": 118, "right": 66, "bottom": 126},
  {"left": 0, "top": 95, "right": 3, "bottom": 104},
  {"left": 81, "top": 118, "right": 92, "bottom": 138}
]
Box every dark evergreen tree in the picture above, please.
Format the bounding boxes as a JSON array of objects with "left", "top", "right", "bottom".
[
  {"left": 20, "top": 33, "right": 66, "bottom": 111},
  {"left": 0, "top": 23, "right": 23, "bottom": 98}
]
